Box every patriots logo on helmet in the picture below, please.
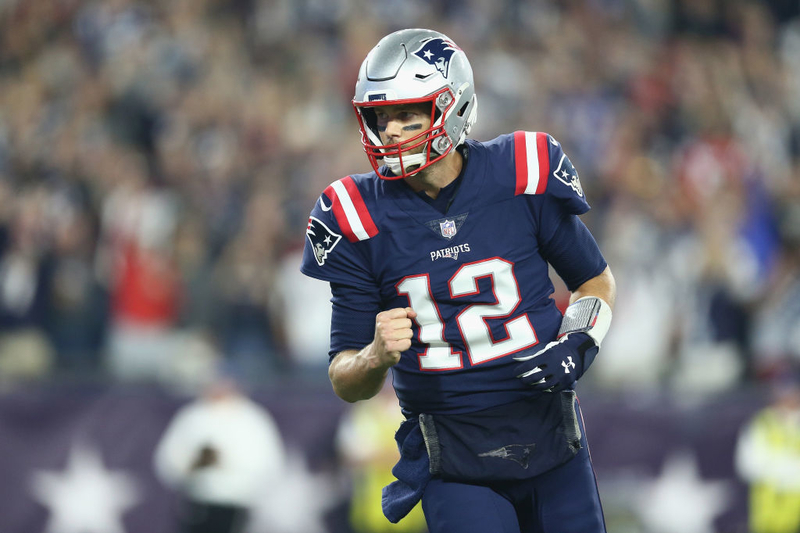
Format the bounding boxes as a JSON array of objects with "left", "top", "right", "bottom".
[
  {"left": 413, "top": 38, "right": 459, "bottom": 78},
  {"left": 307, "top": 216, "right": 342, "bottom": 266}
]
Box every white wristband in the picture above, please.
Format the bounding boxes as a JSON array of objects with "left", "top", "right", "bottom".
[{"left": 557, "top": 296, "right": 613, "bottom": 347}]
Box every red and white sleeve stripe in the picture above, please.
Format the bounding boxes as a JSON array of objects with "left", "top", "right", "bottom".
[
  {"left": 513, "top": 131, "right": 550, "bottom": 196},
  {"left": 323, "top": 176, "right": 379, "bottom": 242}
]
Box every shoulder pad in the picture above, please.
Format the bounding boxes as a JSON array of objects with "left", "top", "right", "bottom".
[
  {"left": 513, "top": 131, "right": 551, "bottom": 196},
  {"left": 321, "top": 176, "right": 379, "bottom": 243},
  {"left": 513, "top": 132, "right": 590, "bottom": 216}
]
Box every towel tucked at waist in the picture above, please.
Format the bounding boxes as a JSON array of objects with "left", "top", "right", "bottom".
[{"left": 381, "top": 416, "right": 432, "bottom": 523}]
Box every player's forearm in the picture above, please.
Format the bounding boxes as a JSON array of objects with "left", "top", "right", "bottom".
[
  {"left": 570, "top": 265, "right": 616, "bottom": 308},
  {"left": 328, "top": 345, "right": 391, "bottom": 402}
]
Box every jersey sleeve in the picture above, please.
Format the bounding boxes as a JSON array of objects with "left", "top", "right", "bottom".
[
  {"left": 329, "top": 282, "right": 380, "bottom": 359},
  {"left": 539, "top": 214, "right": 607, "bottom": 291},
  {"left": 299, "top": 177, "right": 379, "bottom": 292},
  {"left": 512, "top": 131, "right": 605, "bottom": 288},
  {"left": 512, "top": 131, "right": 592, "bottom": 243}
]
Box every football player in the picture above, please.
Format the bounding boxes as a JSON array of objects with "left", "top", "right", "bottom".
[{"left": 301, "top": 28, "right": 616, "bottom": 533}]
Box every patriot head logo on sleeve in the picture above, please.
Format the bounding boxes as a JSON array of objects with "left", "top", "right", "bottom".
[
  {"left": 413, "top": 38, "right": 459, "bottom": 78},
  {"left": 553, "top": 153, "right": 584, "bottom": 197},
  {"left": 306, "top": 216, "right": 342, "bottom": 266}
]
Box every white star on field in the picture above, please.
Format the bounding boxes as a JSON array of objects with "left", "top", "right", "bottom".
[
  {"left": 29, "top": 443, "right": 140, "bottom": 533},
  {"left": 247, "top": 451, "right": 344, "bottom": 533},
  {"left": 636, "top": 451, "right": 732, "bottom": 533},
  {"left": 423, "top": 50, "right": 433, "bottom": 59}
]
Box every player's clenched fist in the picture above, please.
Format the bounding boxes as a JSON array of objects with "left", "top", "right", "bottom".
[{"left": 370, "top": 307, "right": 417, "bottom": 368}]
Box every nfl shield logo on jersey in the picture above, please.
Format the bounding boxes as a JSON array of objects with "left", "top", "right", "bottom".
[
  {"left": 306, "top": 216, "right": 342, "bottom": 266},
  {"left": 439, "top": 219, "right": 457, "bottom": 239}
]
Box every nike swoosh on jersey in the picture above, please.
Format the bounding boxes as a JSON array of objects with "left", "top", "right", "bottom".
[{"left": 319, "top": 197, "right": 332, "bottom": 211}]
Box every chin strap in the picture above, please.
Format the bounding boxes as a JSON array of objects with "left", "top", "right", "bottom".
[
  {"left": 557, "top": 296, "right": 613, "bottom": 347},
  {"left": 384, "top": 152, "right": 428, "bottom": 175}
]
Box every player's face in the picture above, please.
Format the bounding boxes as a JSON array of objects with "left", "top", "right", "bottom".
[{"left": 374, "top": 103, "right": 432, "bottom": 155}]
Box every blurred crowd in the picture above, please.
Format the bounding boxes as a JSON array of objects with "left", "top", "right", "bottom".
[{"left": 1, "top": 0, "right": 799, "bottom": 397}]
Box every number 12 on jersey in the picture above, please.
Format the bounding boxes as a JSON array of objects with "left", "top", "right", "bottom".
[{"left": 396, "top": 258, "right": 538, "bottom": 370}]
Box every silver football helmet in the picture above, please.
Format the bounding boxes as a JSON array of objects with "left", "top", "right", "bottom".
[{"left": 353, "top": 29, "right": 478, "bottom": 179}]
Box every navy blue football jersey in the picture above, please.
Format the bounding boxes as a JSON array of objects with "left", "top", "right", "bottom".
[{"left": 301, "top": 132, "right": 606, "bottom": 415}]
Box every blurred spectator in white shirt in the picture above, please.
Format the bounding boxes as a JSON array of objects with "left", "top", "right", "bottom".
[{"left": 153, "top": 367, "right": 285, "bottom": 533}]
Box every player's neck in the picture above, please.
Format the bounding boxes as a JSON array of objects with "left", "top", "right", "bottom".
[{"left": 403, "top": 150, "right": 463, "bottom": 199}]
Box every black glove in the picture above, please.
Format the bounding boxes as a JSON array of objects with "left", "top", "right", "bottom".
[{"left": 513, "top": 333, "right": 598, "bottom": 392}]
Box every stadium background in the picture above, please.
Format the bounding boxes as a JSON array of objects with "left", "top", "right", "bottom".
[{"left": 1, "top": 0, "right": 800, "bottom": 532}]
